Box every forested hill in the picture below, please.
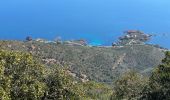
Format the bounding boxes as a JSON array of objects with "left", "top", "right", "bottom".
[{"left": 0, "top": 40, "right": 165, "bottom": 84}]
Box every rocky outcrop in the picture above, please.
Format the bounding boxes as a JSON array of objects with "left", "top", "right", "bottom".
[
  {"left": 64, "top": 39, "right": 87, "bottom": 46},
  {"left": 116, "top": 30, "right": 152, "bottom": 46}
]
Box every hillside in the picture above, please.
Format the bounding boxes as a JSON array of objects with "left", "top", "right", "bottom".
[{"left": 0, "top": 40, "right": 165, "bottom": 84}]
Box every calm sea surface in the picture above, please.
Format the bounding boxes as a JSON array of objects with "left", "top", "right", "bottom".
[{"left": 0, "top": 0, "right": 170, "bottom": 48}]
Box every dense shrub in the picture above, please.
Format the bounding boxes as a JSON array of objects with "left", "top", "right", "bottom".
[
  {"left": 0, "top": 50, "right": 81, "bottom": 100},
  {"left": 145, "top": 51, "right": 170, "bottom": 100},
  {"left": 44, "top": 67, "right": 80, "bottom": 100},
  {"left": 111, "top": 51, "right": 170, "bottom": 100},
  {"left": 0, "top": 40, "right": 164, "bottom": 84},
  {"left": 111, "top": 71, "right": 149, "bottom": 100},
  {"left": 73, "top": 81, "right": 112, "bottom": 100},
  {"left": 0, "top": 50, "right": 46, "bottom": 100}
]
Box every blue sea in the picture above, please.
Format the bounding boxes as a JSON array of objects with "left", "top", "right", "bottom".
[{"left": 0, "top": 0, "right": 170, "bottom": 48}]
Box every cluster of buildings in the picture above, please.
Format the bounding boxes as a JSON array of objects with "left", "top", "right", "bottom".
[{"left": 113, "top": 30, "right": 152, "bottom": 46}]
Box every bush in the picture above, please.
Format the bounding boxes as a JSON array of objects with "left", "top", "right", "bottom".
[
  {"left": 146, "top": 51, "right": 170, "bottom": 100},
  {"left": 0, "top": 50, "right": 46, "bottom": 100},
  {"left": 0, "top": 50, "right": 81, "bottom": 100},
  {"left": 111, "top": 71, "right": 149, "bottom": 100},
  {"left": 44, "top": 67, "right": 80, "bottom": 100}
]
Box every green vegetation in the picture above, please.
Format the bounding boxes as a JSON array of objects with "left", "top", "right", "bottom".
[
  {"left": 73, "top": 81, "right": 112, "bottom": 100},
  {"left": 111, "top": 51, "right": 170, "bottom": 100},
  {"left": 1, "top": 49, "right": 169, "bottom": 100},
  {"left": 0, "top": 50, "right": 46, "bottom": 100},
  {"left": 0, "top": 50, "right": 112, "bottom": 100},
  {"left": 0, "top": 50, "right": 79, "bottom": 99},
  {"left": 0, "top": 36, "right": 169, "bottom": 99},
  {"left": 0, "top": 40, "right": 165, "bottom": 84},
  {"left": 146, "top": 51, "right": 170, "bottom": 100},
  {"left": 111, "top": 71, "right": 149, "bottom": 100}
]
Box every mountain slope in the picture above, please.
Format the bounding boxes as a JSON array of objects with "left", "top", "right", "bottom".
[{"left": 0, "top": 40, "right": 165, "bottom": 84}]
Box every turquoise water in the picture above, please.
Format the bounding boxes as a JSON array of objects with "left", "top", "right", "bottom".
[{"left": 0, "top": 0, "right": 170, "bottom": 48}]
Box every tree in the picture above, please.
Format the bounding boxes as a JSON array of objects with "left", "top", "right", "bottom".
[
  {"left": 44, "top": 67, "right": 80, "bottom": 100},
  {"left": 0, "top": 50, "right": 84, "bottom": 100},
  {"left": 111, "top": 71, "right": 149, "bottom": 100},
  {"left": 147, "top": 51, "right": 170, "bottom": 100},
  {"left": 0, "top": 50, "right": 46, "bottom": 100}
]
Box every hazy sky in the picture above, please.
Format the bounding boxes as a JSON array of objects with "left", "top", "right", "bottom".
[{"left": 0, "top": 0, "right": 170, "bottom": 48}]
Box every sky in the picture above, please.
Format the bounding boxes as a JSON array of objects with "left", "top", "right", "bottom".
[{"left": 0, "top": 0, "right": 170, "bottom": 48}]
